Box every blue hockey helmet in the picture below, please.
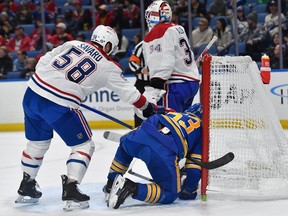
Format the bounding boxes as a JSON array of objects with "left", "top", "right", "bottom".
[{"left": 185, "top": 103, "right": 203, "bottom": 119}]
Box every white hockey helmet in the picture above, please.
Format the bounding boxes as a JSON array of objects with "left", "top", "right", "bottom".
[
  {"left": 91, "top": 25, "right": 119, "bottom": 55},
  {"left": 145, "top": 0, "right": 172, "bottom": 30}
]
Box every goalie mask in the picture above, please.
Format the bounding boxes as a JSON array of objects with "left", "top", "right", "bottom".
[
  {"left": 91, "top": 25, "right": 119, "bottom": 55},
  {"left": 145, "top": 0, "right": 172, "bottom": 30},
  {"left": 185, "top": 103, "right": 203, "bottom": 119}
]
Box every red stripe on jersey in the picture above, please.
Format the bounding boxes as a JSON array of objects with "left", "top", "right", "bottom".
[
  {"left": 34, "top": 73, "right": 82, "bottom": 102},
  {"left": 22, "top": 151, "right": 43, "bottom": 160},
  {"left": 74, "top": 109, "right": 92, "bottom": 138},
  {"left": 76, "top": 151, "right": 91, "bottom": 160},
  {"left": 133, "top": 95, "right": 147, "bottom": 109},
  {"left": 144, "top": 23, "right": 176, "bottom": 42}
]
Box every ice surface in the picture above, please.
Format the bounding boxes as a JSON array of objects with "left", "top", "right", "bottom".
[{"left": 1, "top": 129, "right": 288, "bottom": 216}]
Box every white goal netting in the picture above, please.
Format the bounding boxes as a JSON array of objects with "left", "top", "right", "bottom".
[{"left": 205, "top": 56, "right": 288, "bottom": 199}]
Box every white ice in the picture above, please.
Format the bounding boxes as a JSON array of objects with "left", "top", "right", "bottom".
[{"left": 1, "top": 129, "right": 288, "bottom": 216}]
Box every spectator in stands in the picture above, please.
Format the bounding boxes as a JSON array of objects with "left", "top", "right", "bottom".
[
  {"left": 0, "top": 45, "right": 13, "bottom": 79},
  {"left": 72, "top": 0, "right": 85, "bottom": 20},
  {"left": 110, "top": 0, "right": 129, "bottom": 29},
  {"left": 226, "top": 5, "right": 248, "bottom": 36},
  {"left": 191, "top": 18, "right": 213, "bottom": 53},
  {"left": 207, "top": 0, "right": 227, "bottom": 20},
  {"left": 29, "top": 21, "right": 52, "bottom": 51},
  {"left": 49, "top": 22, "right": 73, "bottom": 47},
  {"left": 266, "top": 32, "right": 280, "bottom": 54},
  {"left": 0, "top": 11, "right": 14, "bottom": 38},
  {"left": 214, "top": 17, "right": 232, "bottom": 55},
  {"left": 63, "top": 9, "right": 79, "bottom": 35},
  {"left": 32, "top": 1, "right": 51, "bottom": 23},
  {"left": 1, "top": 3, "right": 16, "bottom": 23},
  {"left": 0, "top": 0, "right": 19, "bottom": 14},
  {"left": 14, "top": 1, "right": 33, "bottom": 25},
  {"left": 266, "top": 32, "right": 288, "bottom": 69},
  {"left": 44, "top": 0, "right": 58, "bottom": 22},
  {"left": 112, "top": 26, "right": 129, "bottom": 61},
  {"left": 123, "top": 0, "right": 140, "bottom": 28},
  {"left": 240, "top": 12, "right": 269, "bottom": 62},
  {"left": 0, "top": 33, "right": 6, "bottom": 46},
  {"left": 235, "top": 5, "right": 248, "bottom": 34},
  {"left": 264, "top": 0, "right": 286, "bottom": 38},
  {"left": 20, "top": 57, "right": 37, "bottom": 79},
  {"left": 7, "top": 25, "right": 32, "bottom": 52},
  {"left": 13, "top": 50, "right": 27, "bottom": 73},
  {"left": 76, "top": 8, "right": 92, "bottom": 31},
  {"left": 191, "top": 0, "right": 207, "bottom": 18},
  {"left": 96, "top": 4, "right": 113, "bottom": 27},
  {"left": 173, "top": 0, "right": 188, "bottom": 25},
  {"left": 269, "top": 44, "right": 288, "bottom": 69}
]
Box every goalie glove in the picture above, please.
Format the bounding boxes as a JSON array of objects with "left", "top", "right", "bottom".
[
  {"left": 143, "top": 86, "right": 166, "bottom": 104},
  {"left": 134, "top": 102, "right": 175, "bottom": 120}
]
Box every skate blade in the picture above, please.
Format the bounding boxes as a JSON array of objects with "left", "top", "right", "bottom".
[
  {"left": 107, "top": 175, "right": 125, "bottom": 208},
  {"left": 15, "top": 195, "right": 39, "bottom": 204},
  {"left": 104, "top": 191, "right": 109, "bottom": 203},
  {"left": 63, "top": 200, "right": 89, "bottom": 211}
]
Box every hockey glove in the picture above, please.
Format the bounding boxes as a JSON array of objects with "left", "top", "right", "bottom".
[
  {"left": 143, "top": 102, "right": 175, "bottom": 117},
  {"left": 143, "top": 86, "right": 166, "bottom": 104},
  {"left": 134, "top": 102, "right": 175, "bottom": 120}
]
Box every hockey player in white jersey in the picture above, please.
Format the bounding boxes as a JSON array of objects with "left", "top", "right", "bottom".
[
  {"left": 15, "top": 25, "right": 173, "bottom": 211},
  {"left": 143, "top": 0, "right": 200, "bottom": 112}
]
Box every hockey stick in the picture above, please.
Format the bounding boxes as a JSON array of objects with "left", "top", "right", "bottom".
[
  {"left": 127, "top": 169, "right": 153, "bottom": 182},
  {"left": 80, "top": 104, "right": 133, "bottom": 129},
  {"left": 103, "top": 131, "right": 123, "bottom": 142},
  {"left": 103, "top": 131, "right": 235, "bottom": 170},
  {"left": 196, "top": 35, "right": 218, "bottom": 65}
]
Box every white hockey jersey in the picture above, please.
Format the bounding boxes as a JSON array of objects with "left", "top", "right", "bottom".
[
  {"left": 143, "top": 23, "right": 200, "bottom": 84},
  {"left": 28, "top": 40, "right": 142, "bottom": 109}
]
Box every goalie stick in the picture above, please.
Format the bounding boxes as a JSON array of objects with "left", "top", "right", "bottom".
[{"left": 103, "top": 131, "right": 235, "bottom": 170}]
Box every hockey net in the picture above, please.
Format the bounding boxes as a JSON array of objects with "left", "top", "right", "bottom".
[{"left": 201, "top": 55, "right": 288, "bottom": 200}]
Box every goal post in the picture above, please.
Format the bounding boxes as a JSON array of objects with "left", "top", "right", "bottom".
[{"left": 200, "top": 55, "right": 288, "bottom": 200}]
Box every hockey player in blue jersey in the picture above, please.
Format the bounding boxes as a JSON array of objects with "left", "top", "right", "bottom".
[{"left": 104, "top": 103, "right": 203, "bottom": 209}]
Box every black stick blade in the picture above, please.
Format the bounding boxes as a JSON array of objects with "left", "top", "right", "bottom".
[{"left": 191, "top": 152, "right": 235, "bottom": 170}]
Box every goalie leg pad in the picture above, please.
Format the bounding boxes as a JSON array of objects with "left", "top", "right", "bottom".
[
  {"left": 67, "top": 139, "right": 95, "bottom": 183},
  {"left": 21, "top": 140, "right": 51, "bottom": 179}
]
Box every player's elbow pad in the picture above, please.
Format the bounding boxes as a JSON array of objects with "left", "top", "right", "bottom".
[{"left": 150, "top": 78, "right": 166, "bottom": 90}]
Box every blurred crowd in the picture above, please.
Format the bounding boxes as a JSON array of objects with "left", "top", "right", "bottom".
[{"left": 0, "top": 0, "right": 287, "bottom": 79}]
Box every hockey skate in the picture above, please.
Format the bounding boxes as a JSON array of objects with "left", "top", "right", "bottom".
[
  {"left": 107, "top": 174, "right": 137, "bottom": 209},
  {"left": 102, "top": 178, "right": 114, "bottom": 203},
  {"left": 15, "top": 172, "right": 42, "bottom": 204},
  {"left": 61, "top": 175, "right": 90, "bottom": 211}
]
